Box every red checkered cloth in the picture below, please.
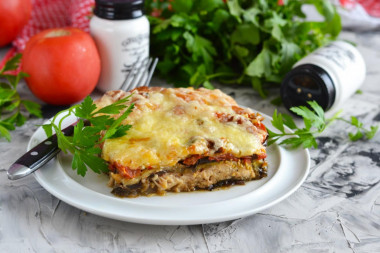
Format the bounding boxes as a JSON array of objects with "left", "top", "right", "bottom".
[
  {"left": 0, "top": 0, "right": 94, "bottom": 69},
  {"left": 340, "top": 0, "right": 380, "bottom": 17}
]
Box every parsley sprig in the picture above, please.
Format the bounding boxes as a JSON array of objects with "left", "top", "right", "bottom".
[
  {"left": 0, "top": 54, "right": 42, "bottom": 141},
  {"left": 43, "top": 96, "right": 134, "bottom": 176},
  {"left": 268, "top": 101, "right": 379, "bottom": 149},
  {"left": 146, "top": 0, "right": 341, "bottom": 95}
]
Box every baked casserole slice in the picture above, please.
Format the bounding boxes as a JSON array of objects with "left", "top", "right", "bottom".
[{"left": 95, "top": 87, "right": 268, "bottom": 197}]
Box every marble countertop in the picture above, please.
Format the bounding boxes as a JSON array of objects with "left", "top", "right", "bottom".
[{"left": 1, "top": 31, "right": 379, "bottom": 252}]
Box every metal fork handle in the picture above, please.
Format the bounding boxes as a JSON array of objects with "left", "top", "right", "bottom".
[{"left": 119, "top": 57, "right": 158, "bottom": 91}]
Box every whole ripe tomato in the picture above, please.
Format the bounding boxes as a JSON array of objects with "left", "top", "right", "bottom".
[
  {"left": 22, "top": 28, "right": 101, "bottom": 105},
  {"left": 0, "top": 0, "right": 32, "bottom": 47}
]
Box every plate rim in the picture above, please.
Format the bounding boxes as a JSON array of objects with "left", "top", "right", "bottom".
[{"left": 30, "top": 111, "right": 310, "bottom": 225}]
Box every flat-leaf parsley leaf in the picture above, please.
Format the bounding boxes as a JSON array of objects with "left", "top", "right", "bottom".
[
  {"left": 268, "top": 101, "right": 379, "bottom": 149},
  {"left": 0, "top": 54, "right": 42, "bottom": 141},
  {"left": 43, "top": 95, "right": 134, "bottom": 176},
  {"left": 145, "top": 0, "right": 341, "bottom": 94}
]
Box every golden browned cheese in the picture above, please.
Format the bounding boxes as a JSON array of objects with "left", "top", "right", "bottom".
[{"left": 95, "top": 87, "right": 267, "bottom": 188}]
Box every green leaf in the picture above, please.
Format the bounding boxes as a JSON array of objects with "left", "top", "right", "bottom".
[
  {"left": 94, "top": 96, "right": 131, "bottom": 115},
  {"left": 355, "top": 89, "right": 363, "bottom": 94},
  {"left": 197, "top": 0, "right": 223, "bottom": 12},
  {"left": 0, "top": 54, "right": 22, "bottom": 73},
  {"left": 4, "top": 100, "right": 20, "bottom": 112},
  {"left": 308, "top": 101, "right": 324, "bottom": 120},
  {"left": 75, "top": 96, "right": 97, "bottom": 119},
  {"left": 312, "top": 0, "right": 335, "bottom": 22},
  {"left": 234, "top": 45, "right": 249, "bottom": 58},
  {"left": 108, "top": 124, "right": 132, "bottom": 139},
  {"left": 231, "top": 23, "right": 260, "bottom": 45},
  {"left": 0, "top": 120, "right": 16, "bottom": 130},
  {"left": 147, "top": 0, "right": 342, "bottom": 96},
  {"left": 246, "top": 48, "right": 271, "bottom": 78},
  {"left": 183, "top": 31, "right": 195, "bottom": 52},
  {"left": 80, "top": 126, "right": 103, "bottom": 145},
  {"left": 348, "top": 130, "right": 363, "bottom": 141},
  {"left": 158, "top": 58, "right": 176, "bottom": 75},
  {"left": 42, "top": 124, "right": 53, "bottom": 138},
  {"left": 301, "top": 135, "right": 318, "bottom": 149},
  {"left": 15, "top": 113, "right": 27, "bottom": 127},
  {"left": 0, "top": 88, "right": 16, "bottom": 100},
  {"left": 290, "top": 105, "right": 312, "bottom": 120},
  {"left": 280, "top": 41, "right": 302, "bottom": 69},
  {"left": 227, "top": 0, "right": 243, "bottom": 22},
  {"left": 271, "top": 25, "right": 283, "bottom": 41},
  {"left": 267, "top": 12, "right": 287, "bottom": 27},
  {"left": 21, "top": 100, "right": 42, "bottom": 118},
  {"left": 86, "top": 146, "right": 102, "bottom": 155},
  {"left": 308, "top": 103, "right": 325, "bottom": 131},
  {"left": 72, "top": 151, "right": 88, "bottom": 177},
  {"left": 152, "top": 18, "right": 172, "bottom": 34},
  {"left": 0, "top": 54, "right": 41, "bottom": 141},
  {"left": 365, "top": 126, "right": 378, "bottom": 139},
  {"left": 212, "top": 9, "right": 230, "bottom": 30},
  {"left": 251, "top": 77, "right": 267, "bottom": 98},
  {"left": 169, "top": 14, "right": 198, "bottom": 31},
  {"left": 350, "top": 116, "right": 362, "bottom": 128},
  {"left": 190, "top": 65, "right": 207, "bottom": 87},
  {"left": 279, "top": 137, "right": 304, "bottom": 149},
  {"left": 184, "top": 32, "right": 217, "bottom": 64},
  {"left": 79, "top": 151, "right": 109, "bottom": 174},
  {"left": 313, "top": 1, "right": 342, "bottom": 37},
  {"left": 89, "top": 115, "right": 113, "bottom": 128},
  {"left": 102, "top": 104, "right": 135, "bottom": 140},
  {"left": 55, "top": 130, "right": 73, "bottom": 154},
  {"left": 290, "top": 104, "right": 325, "bottom": 130},
  {"left": 41, "top": 92, "right": 134, "bottom": 176},
  {"left": 171, "top": 0, "right": 193, "bottom": 13},
  {"left": 72, "top": 119, "right": 85, "bottom": 144},
  {"left": 271, "top": 109, "right": 284, "bottom": 133},
  {"left": 0, "top": 125, "right": 11, "bottom": 142},
  {"left": 202, "top": 80, "right": 214, "bottom": 89},
  {"left": 267, "top": 138, "right": 279, "bottom": 147},
  {"left": 3, "top": 75, "right": 18, "bottom": 88},
  {"left": 282, "top": 114, "right": 297, "bottom": 130},
  {"left": 2, "top": 113, "right": 18, "bottom": 125},
  {"left": 242, "top": 7, "right": 261, "bottom": 27}
]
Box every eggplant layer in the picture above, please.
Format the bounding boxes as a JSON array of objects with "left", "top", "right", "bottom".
[{"left": 109, "top": 159, "right": 267, "bottom": 198}]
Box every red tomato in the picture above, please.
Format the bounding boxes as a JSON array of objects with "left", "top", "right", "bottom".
[
  {"left": 0, "top": 0, "right": 32, "bottom": 47},
  {"left": 22, "top": 28, "right": 101, "bottom": 105}
]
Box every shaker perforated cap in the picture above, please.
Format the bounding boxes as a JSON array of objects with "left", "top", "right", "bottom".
[
  {"left": 281, "top": 64, "right": 336, "bottom": 112},
  {"left": 94, "top": 0, "right": 145, "bottom": 20}
]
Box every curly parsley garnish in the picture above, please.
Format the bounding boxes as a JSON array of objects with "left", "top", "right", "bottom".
[
  {"left": 268, "top": 101, "right": 379, "bottom": 149},
  {"left": 43, "top": 96, "right": 134, "bottom": 176}
]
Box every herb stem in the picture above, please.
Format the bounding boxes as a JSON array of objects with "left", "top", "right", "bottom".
[
  {"left": 206, "top": 72, "right": 237, "bottom": 79},
  {"left": 335, "top": 117, "right": 371, "bottom": 132}
]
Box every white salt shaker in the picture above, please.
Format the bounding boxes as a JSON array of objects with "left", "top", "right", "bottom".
[
  {"left": 281, "top": 41, "right": 366, "bottom": 112},
  {"left": 90, "top": 0, "right": 149, "bottom": 92}
]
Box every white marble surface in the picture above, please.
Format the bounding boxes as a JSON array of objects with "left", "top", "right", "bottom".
[{"left": 1, "top": 31, "right": 380, "bottom": 252}]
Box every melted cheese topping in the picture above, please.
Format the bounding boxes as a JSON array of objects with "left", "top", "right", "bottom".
[{"left": 96, "top": 87, "right": 267, "bottom": 171}]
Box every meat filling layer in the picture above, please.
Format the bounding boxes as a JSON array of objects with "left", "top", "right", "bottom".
[{"left": 109, "top": 159, "right": 267, "bottom": 198}]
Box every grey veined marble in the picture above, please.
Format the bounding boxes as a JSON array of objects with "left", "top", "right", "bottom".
[{"left": 1, "top": 30, "right": 380, "bottom": 252}]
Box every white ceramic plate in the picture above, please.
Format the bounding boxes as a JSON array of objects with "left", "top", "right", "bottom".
[{"left": 30, "top": 112, "right": 310, "bottom": 225}]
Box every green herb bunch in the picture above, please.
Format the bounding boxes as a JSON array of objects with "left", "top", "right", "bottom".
[
  {"left": 145, "top": 0, "right": 341, "bottom": 95},
  {"left": 0, "top": 54, "right": 42, "bottom": 141},
  {"left": 268, "top": 101, "right": 379, "bottom": 149},
  {"left": 43, "top": 96, "right": 134, "bottom": 176}
]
